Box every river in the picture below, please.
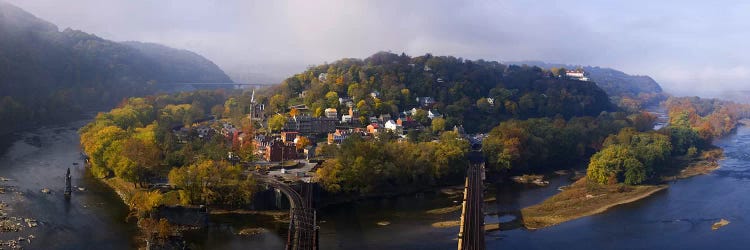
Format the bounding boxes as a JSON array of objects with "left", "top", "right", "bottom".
[
  {"left": 3, "top": 118, "right": 750, "bottom": 249},
  {"left": 0, "top": 119, "right": 137, "bottom": 249}
]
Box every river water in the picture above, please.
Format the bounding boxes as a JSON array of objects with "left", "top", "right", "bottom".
[
  {"left": 0, "top": 120, "right": 137, "bottom": 249},
  {"left": 3, "top": 118, "right": 750, "bottom": 249}
]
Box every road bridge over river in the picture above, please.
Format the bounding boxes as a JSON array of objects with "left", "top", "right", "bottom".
[{"left": 167, "top": 82, "right": 272, "bottom": 90}]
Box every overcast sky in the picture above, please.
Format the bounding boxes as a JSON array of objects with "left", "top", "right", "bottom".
[{"left": 6, "top": 0, "right": 750, "bottom": 96}]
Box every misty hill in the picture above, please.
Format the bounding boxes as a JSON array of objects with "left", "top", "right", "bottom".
[
  {"left": 121, "top": 41, "right": 231, "bottom": 83},
  {"left": 0, "top": 1, "right": 230, "bottom": 135},
  {"left": 269, "top": 52, "right": 615, "bottom": 132},
  {"left": 510, "top": 61, "right": 663, "bottom": 97}
]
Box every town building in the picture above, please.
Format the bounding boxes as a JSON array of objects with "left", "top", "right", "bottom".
[
  {"left": 369, "top": 116, "right": 379, "bottom": 124},
  {"left": 249, "top": 103, "right": 265, "bottom": 121},
  {"left": 370, "top": 90, "right": 381, "bottom": 99},
  {"left": 265, "top": 140, "right": 297, "bottom": 162},
  {"left": 195, "top": 126, "right": 211, "bottom": 139},
  {"left": 384, "top": 120, "right": 403, "bottom": 135},
  {"left": 325, "top": 108, "right": 338, "bottom": 119},
  {"left": 327, "top": 129, "right": 350, "bottom": 145},
  {"left": 366, "top": 123, "right": 381, "bottom": 134},
  {"left": 281, "top": 131, "right": 299, "bottom": 143},
  {"left": 416, "top": 97, "right": 435, "bottom": 107},
  {"left": 397, "top": 117, "right": 419, "bottom": 129},
  {"left": 284, "top": 115, "right": 338, "bottom": 135},
  {"left": 379, "top": 114, "right": 392, "bottom": 122},
  {"left": 338, "top": 97, "right": 354, "bottom": 107},
  {"left": 341, "top": 114, "right": 352, "bottom": 123},
  {"left": 428, "top": 110, "right": 443, "bottom": 119},
  {"left": 254, "top": 134, "right": 276, "bottom": 149}
]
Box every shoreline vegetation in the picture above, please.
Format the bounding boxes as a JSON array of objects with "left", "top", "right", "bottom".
[
  {"left": 521, "top": 148, "right": 723, "bottom": 230},
  {"left": 425, "top": 147, "right": 724, "bottom": 231}
]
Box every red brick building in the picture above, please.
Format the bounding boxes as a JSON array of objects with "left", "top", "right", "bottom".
[
  {"left": 265, "top": 140, "right": 297, "bottom": 162},
  {"left": 281, "top": 131, "right": 299, "bottom": 143}
]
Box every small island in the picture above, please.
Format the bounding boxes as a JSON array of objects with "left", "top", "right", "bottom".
[
  {"left": 520, "top": 96, "right": 739, "bottom": 229},
  {"left": 522, "top": 177, "right": 668, "bottom": 229}
]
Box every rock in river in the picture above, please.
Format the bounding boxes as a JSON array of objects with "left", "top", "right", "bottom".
[{"left": 712, "top": 219, "right": 730, "bottom": 230}]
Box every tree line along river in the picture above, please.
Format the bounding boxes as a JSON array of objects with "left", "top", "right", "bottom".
[{"left": 1, "top": 116, "right": 749, "bottom": 249}]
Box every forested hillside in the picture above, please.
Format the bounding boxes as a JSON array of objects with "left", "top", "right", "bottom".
[
  {"left": 0, "top": 1, "right": 230, "bottom": 135},
  {"left": 267, "top": 52, "right": 615, "bottom": 133},
  {"left": 514, "top": 61, "right": 663, "bottom": 97}
]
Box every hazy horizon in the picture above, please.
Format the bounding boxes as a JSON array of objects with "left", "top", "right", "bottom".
[{"left": 6, "top": 0, "right": 750, "bottom": 97}]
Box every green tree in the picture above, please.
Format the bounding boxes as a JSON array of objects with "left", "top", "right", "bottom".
[
  {"left": 586, "top": 144, "right": 649, "bottom": 185},
  {"left": 268, "top": 114, "right": 287, "bottom": 132},
  {"left": 432, "top": 117, "right": 446, "bottom": 134},
  {"left": 413, "top": 109, "right": 429, "bottom": 125},
  {"left": 325, "top": 91, "right": 339, "bottom": 108},
  {"left": 269, "top": 94, "right": 287, "bottom": 114}
]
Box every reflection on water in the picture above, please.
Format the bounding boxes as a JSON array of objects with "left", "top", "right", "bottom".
[{"left": 497, "top": 125, "right": 750, "bottom": 249}]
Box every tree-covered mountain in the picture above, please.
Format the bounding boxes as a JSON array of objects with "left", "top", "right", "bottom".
[
  {"left": 0, "top": 1, "right": 230, "bottom": 135},
  {"left": 267, "top": 52, "right": 615, "bottom": 133},
  {"left": 121, "top": 41, "right": 231, "bottom": 83},
  {"left": 511, "top": 61, "right": 663, "bottom": 97}
]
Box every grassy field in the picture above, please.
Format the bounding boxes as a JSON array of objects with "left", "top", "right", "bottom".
[{"left": 521, "top": 177, "right": 667, "bottom": 229}]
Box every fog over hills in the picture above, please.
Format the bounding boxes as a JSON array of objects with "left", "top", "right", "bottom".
[
  {"left": 7, "top": 0, "right": 749, "bottom": 97},
  {"left": 510, "top": 61, "right": 663, "bottom": 98},
  {"left": 0, "top": 1, "right": 231, "bottom": 134}
]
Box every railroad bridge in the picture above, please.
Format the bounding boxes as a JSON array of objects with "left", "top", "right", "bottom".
[
  {"left": 457, "top": 163, "right": 486, "bottom": 250},
  {"left": 457, "top": 146, "right": 487, "bottom": 250},
  {"left": 256, "top": 176, "right": 319, "bottom": 250}
]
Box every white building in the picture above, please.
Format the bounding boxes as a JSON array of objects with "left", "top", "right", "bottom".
[
  {"left": 486, "top": 98, "right": 495, "bottom": 106},
  {"left": 565, "top": 69, "right": 589, "bottom": 81},
  {"left": 384, "top": 120, "right": 403, "bottom": 135},
  {"left": 341, "top": 114, "right": 352, "bottom": 123},
  {"left": 324, "top": 108, "right": 338, "bottom": 119}
]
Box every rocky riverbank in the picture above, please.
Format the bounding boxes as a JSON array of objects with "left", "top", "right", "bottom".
[{"left": 0, "top": 181, "right": 39, "bottom": 249}]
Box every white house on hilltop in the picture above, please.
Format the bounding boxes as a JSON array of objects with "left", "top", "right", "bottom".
[{"left": 565, "top": 69, "right": 589, "bottom": 81}]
